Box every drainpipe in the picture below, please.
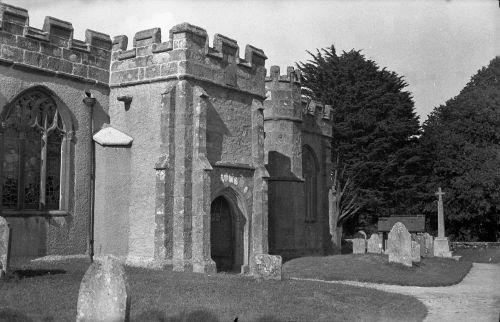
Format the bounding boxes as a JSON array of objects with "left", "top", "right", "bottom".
[{"left": 83, "top": 92, "right": 96, "bottom": 263}]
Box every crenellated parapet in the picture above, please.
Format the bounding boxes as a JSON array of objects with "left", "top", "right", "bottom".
[
  {"left": 301, "top": 98, "right": 333, "bottom": 138},
  {"left": 110, "top": 23, "right": 267, "bottom": 97},
  {"left": 265, "top": 65, "right": 301, "bottom": 84},
  {"left": 0, "top": 2, "right": 112, "bottom": 86},
  {"left": 264, "top": 66, "right": 302, "bottom": 121}
]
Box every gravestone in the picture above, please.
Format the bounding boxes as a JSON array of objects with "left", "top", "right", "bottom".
[
  {"left": 351, "top": 238, "right": 366, "bottom": 254},
  {"left": 422, "top": 233, "right": 434, "bottom": 257},
  {"left": 387, "top": 222, "right": 412, "bottom": 267},
  {"left": 0, "top": 217, "right": 11, "bottom": 277},
  {"left": 367, "top": 234, "right": 382, "bottom": 254},
  {"left": 411, "top": 241, "right": 421, "bottom": 262},
  {"left": 76, "top": 256, "right": 130, "bottom": 322},
  {"left": 412, "top": 234, "right": 425, "bottom": 257},
  {"left": 254, "top": 254, "right": 282, "bottom": 280}
]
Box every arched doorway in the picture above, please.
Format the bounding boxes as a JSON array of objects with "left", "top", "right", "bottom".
[{"left": 210, "top": 196, "right": 235, "bottom": 272}]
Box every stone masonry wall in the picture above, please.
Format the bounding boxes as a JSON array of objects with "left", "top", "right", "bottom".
[
  {"left": 95, "top": 22, "right": 268, "bottom": 272},
  {"left": 264, "top": 66, "right": 333, "bottom": 259},
  {"left": 0, "top": 2, "right": 111, "bottom": 257},
  {"left": 0, "top": 3, "right": 111, "bottom": 86}
]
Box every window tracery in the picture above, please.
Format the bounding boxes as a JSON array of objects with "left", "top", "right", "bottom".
[{"left": 1, "top": 90, "right": 68, "bottom": 212}]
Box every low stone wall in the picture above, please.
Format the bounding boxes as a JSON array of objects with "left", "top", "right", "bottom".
[{"left": 450, "top": 242, "right": 500, "bottom": 251}]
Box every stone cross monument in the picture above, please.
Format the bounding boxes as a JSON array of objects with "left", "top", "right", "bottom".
[
  {"left": 436, "top": 187, "right": 445, "bottom": 238},
  {"left": 433, "top": 187, "right": 452, "bottom": 257}
]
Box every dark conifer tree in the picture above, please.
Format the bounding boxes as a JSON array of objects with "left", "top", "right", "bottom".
[
  {"left": 298, "top": 46, "right": 421, "bottom": 233},
  {"left": 419, "top": 57, "right": 500, "bottom": 241}
]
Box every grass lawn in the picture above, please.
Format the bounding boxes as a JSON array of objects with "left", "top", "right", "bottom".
[
  {"left": 453, "top": 247, "right": 500, "bottom": 263},
  {"left": 284, "top": 254, "right": 472, "bottom": 286},
  {"left": 0, "top": 258, "right": 427, "bottom": 322}
]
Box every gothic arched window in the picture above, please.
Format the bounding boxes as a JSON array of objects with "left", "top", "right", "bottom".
[
  {"left": 1, "top": 90, "right": 71, "bottom": 213},
  {"left": 303, "top": 145, "right": 319, "bottom": 223}
]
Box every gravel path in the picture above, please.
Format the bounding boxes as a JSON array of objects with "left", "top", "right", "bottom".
[{"left": 292, "top": 263, "right": 500, "bottom": 322}]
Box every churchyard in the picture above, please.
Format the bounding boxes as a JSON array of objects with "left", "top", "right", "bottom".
[
  {"left": 0, "top": 257, "right": 427, "bottom": 322},
  {"left": 0, "top": 193, "right": 498, "bottom": 321}
]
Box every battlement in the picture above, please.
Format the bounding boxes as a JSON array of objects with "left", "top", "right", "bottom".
[
  {"left": 265, "top": 65, "right": 301, "bottom": 83},
  {"left": 302, "top": 98, "right": 333, "bottom": 138},
  {"left": 0, "top": 3, "right": 112, "bottom": 86},
  {"left": 302, "top": 98, "right": 333, "bottom": 122},
  {"left": 109, "top": 23, "right": 267, "bottom": 96}
]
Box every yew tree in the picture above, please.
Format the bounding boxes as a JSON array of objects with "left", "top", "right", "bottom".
[
  {"left": 298, "top": 46, "right": 421, "bottom": 245},
  {"left": 419, "top": 57, "right": 500, "bottom": 241}
]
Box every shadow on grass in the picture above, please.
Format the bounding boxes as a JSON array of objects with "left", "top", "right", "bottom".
[
  {"left": 0, "top": 308, "right": 33, "bottom": 322},
  {"left": 1, "top": 269, "right": 67, "bottom": 282},
  {"left": 13, "top": 269, "right": 66, "bottom": 279},
  {"left": 133, "top": 309, "right": 283, "bottom": 322}
]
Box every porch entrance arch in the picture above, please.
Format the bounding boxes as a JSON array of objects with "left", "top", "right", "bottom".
[{"left": 210, "top": 188, "right": 248, "bottom": 273}]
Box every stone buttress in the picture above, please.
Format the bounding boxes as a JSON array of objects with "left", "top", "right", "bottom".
[{"left": 94, "top": 23, "right": 269, "bottom": 273}]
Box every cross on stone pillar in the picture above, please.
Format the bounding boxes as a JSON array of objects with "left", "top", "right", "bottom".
[{"left": 435, "top": 187, "right": 445, "bottom": 238}]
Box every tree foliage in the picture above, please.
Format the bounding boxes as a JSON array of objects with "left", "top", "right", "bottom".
[
  {"left": 419, "top": 57, "right": 500, "bottom": 241},
  {"left": 298, "top": 46, "right": 421, "bottom": 233}
]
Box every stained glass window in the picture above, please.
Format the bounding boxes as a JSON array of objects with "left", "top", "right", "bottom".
[{"left": 1, "top": 90, "right": 65, "bottom": 211}]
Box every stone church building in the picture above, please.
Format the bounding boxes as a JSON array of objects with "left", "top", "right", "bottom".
[{"left": 0, "top": 3, "right": 333, "bottom": 273}]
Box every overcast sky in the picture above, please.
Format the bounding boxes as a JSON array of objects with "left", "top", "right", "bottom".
[{"left": 9, "top": 0, "right": 500, "bottom": 123}]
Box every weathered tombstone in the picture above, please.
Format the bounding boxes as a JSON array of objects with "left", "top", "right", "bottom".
[
  {"left": 253, "top": 254, "right": 282, "bottom": 280},
  {"left": 411, "top": 241, "right": 421, "bottom": 262},
  {"left": 413, "top": 234, "right": 425, "bottom": 257},
  {"left": 422, "top": 233, "right": 434, "bottom": 257},
  {"left": 367, "top": 234, "right": 382, "bottom": 254},
  {"left": 0, "top": 217, "right": 11, "bottom": 277},
  {"left": 387, "top": 222, "right": 412, "bottom": 267},
  {"left": 76, "top": 256, "right": 130, "bottom": 322},
  {"left": 351, "top": 238, "right": 366, "bottom": 254},
  {"left": 434, "top": 187, "right": 452, "bottom": 257}
]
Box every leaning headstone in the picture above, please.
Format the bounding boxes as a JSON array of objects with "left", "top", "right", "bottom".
[
  {"left": 76, "top": 256, "right": 130, "bottom": 322},
  {"left": 367, "top": 234, "right": 382, "bottom": 254},
  {"left": 351, "top": 238, "right": 366, "bottom": 254},
  {"left": 422, "top": 233, "right": 434, "bottom": 257},
  {"left": 0, "top": 217, "right": 11, "bottom": 277},
  {"left": 387, "top": 222, "right": 412, "bottom": 267},
  {"left": 411, "top": 241, "right": 421, "bottom": 262},
  {"left": 254, "top": 254, "right": 282, "bottom": 280}
]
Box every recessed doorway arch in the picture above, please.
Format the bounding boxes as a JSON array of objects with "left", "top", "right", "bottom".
[{"left": 210, "top": 187, "right": 248, "bottom": 273}]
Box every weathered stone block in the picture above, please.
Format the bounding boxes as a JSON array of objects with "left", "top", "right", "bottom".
[
  {"left": 350, "top": 238, "right": 366, "bottom": 254},
  {"left": 110, "top": 69, "right": 139, "bottom": 84},
  {"left": 16, "top": 36, "right": 40, "bottom": 51},
  {"left": 0, "top": 31, "right": 16, "bottom": 46},
  {"left": 434, "top": 237, "right": 452, "bottom": 258},
  {"left": 422, "top": 233, "right": 434, "bottom": 257},
  {"left": 1, "top": 45, "right": 23, "bottom": 62},
  {"left": 367, "top": 234, "right": 382, "bottom": 254},
  {"left": 253, "top": 254, "right": 282, "bottom": 280},
  {"left": 387, "top": 222, "right": 412, "bottom": 267},
  {"left": 411, "top": 241, "right": 420, "bottom": 262},
  {"left": 72, "top": 63, "right": 88, "bottom": 78},
  {"left": 88, "top": 66, "right": 109, "bottom": 83},
  {"left": 24, "top": 51, "right": 48, "bottom": 69},
  {"left": 47, "top": 56, "right": 73, "bottom": 73},
  {"left": 0, "top": 217, "right": 11, "bottom": 277},
  {"left": 76, "top": 256, "right": 130, "bottom": 322},
  {"left": 40, "top": 42, "right": 62, "bottom": 57}
]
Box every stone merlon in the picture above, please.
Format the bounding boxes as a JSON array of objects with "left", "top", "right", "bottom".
[
  {"left": 266, "top": 65, "right": 301, "bottom": 83},
  {"left": 0, "top": 2, "right": 112, "bottom": 86},
  {"left": 109, "top": 22, "right": 267, "bottom": 97}
]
